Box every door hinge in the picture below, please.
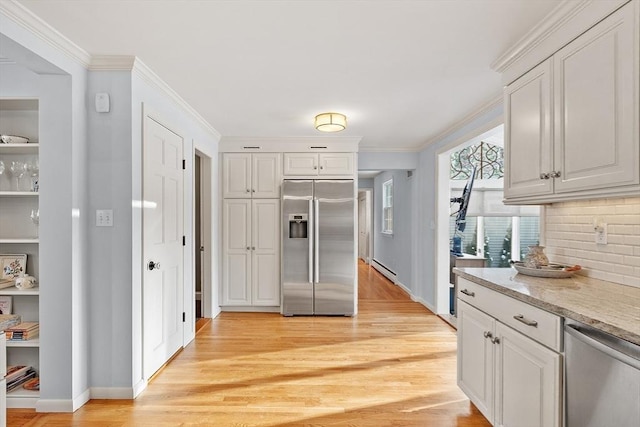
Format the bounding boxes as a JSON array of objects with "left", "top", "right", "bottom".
[
  {"left": 182, "top": 159, "right": 186, "bottom": 170},
  {"left": 183, "top": 235, "right": 186, "bottom": 246},
  {"left": 182, "top": 312, "right": 186, "bottom": 322}
]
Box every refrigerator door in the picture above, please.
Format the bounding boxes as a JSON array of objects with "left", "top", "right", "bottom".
[
  {"left": 314, "top": 180, "right": 356, "bottom": 315},
  {"left": 282, "top": 180, "right": 314, "bottom": 315}
]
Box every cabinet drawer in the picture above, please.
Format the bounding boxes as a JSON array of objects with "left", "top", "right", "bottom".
[{"left": 458, "top": 278, "right": 562, "bottom": 351}]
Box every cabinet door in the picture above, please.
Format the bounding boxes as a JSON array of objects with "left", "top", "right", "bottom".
[
  {"left": 495, "top": 323, "right": 561, "bottom": 427},
  {"left": 457, "top": 300, "right": 495, "bottom": 424},
  {"left": 318, "top": 153, "right": 354, "bottom": 176},
  {"left": 223, "top": 153, "right": 252, "bottom": 198},
  {"left": 553, "top": 3, "right": 638, "bottom": 193},
  {"left": 222, "top": 199, "right": 251, "bottom": 305},
  {"left": 504, "top": 59, "right": 553, "bottom": 199},
  {"left": 283, "top": 153, "right": 318, "bottom": 175},
  {"left": 252, "top": 153, "right": 281, "bottom": 198},
  {"left": 251, "top": 200, "right": 280, "bottom": 306}
]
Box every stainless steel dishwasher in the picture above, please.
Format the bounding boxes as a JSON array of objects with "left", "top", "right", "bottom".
[{"left": 565, "top": 320, "right": 640, "bottom": 427}]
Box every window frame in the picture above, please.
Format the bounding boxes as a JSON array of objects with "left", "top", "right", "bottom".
[{"left": 382, "top": 178, "right": 393, "bottom": 235}]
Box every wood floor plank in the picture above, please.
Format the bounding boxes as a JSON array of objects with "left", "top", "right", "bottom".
[{"left": 7, "top": 261, "right": 490, "bottom": 426}]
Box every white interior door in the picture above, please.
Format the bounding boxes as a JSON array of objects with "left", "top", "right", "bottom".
[{"left": 143, "top": 115, "right": 184, "bottom": 379}]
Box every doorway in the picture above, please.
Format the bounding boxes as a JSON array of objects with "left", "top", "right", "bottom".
[
  {"left": 194, "top": 149, "right": 213, "bottom": 325},
  {"left": 358, "top": 189, "right": 373, "bottom": 264}
]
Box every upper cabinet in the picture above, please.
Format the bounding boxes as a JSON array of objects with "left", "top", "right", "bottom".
[
  {"left": 222, "top": 153, "right": 281, "bottom": 199},
  {"left": 283, "top": 153, "right": 354, "bottom": 176},
  {"left": 503, "top": 1, "right": 639, "bottom": 204}
]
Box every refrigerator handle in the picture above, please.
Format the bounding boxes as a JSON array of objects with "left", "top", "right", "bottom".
[
  {"left": 314, "top": 199, "right": 319, "bottom": 283},
  {"left": 308, "top": 199, "right": 313, "bottom": 284}
]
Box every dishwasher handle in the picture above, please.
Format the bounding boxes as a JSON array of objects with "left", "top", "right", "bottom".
[{"left": 565, "top": 324, "right": 640, "bottom": 370}]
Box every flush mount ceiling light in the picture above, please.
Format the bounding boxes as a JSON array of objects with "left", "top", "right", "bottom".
[{"left": 314, "top": 112, "right": 347, "bottom": 132}]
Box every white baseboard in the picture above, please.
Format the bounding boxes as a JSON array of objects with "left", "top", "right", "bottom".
[
  {"left": 220, "top": 306, "right": 280, "bottom": 313},
  {"left": 371, "top": 259, "right": 397, "bottom": 283},
  {"left": 395, "top": 280, "right": 411, "bottom": 295},
  {"left": 133, "top": 378, "right": 147, "bottom": 398},
  {"left": 91, "top": 386, "right": 137, "bottom": 399},
  {"left": 413, "top": 296, "right": 437, "bottom": 314},
  {"left": 35, "top": 396, "right": 82, "bottom": 413}
]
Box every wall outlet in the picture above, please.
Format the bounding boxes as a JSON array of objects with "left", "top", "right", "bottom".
[
  {"left": 96, "top": 209, "right": 113, "bottom": 227},
  {"left": 595, "top": 223, "right": 607, "bottom": 244}
]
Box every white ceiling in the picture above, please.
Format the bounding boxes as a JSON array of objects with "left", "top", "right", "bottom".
[{"left": 16, "top": 0, "right": 565, "bottom": 152}]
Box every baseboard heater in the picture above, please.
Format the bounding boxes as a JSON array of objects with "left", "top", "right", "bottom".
[{"left": 372, "top": 259, "right": 397, "bottom": 283}]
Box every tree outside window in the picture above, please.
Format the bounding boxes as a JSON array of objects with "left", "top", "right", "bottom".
[{"left": 382, "top": 179, "right": 393, "bottom": 234}]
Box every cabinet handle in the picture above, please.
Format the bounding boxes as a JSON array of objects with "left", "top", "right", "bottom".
[
  {"left": 513, "top": 314, "right": 538, "bottom": 327},
  {"left": 460, "top": 289, "right": 475, "bottom": 297},
  {"left": 539, "top": 172, "right": 550, "bottom": 180},
  {"left": 550, "top": 170, "right": 561, "bottom": 178},
  {"left": 483, "top": 331, "right": 493, "bottom": 339},
  {"left": 490, "top": 336, "right": 500, "bottom": 344}
]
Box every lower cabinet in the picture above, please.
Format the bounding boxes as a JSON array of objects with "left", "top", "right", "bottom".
[
  {"left": 222, "top": 199, "right": 280, "bottom": 307},
  {"left": 458, "top": 298, "right": 562, "bottom": 427}
]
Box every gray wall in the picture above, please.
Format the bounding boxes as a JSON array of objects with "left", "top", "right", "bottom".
[
  {"left": 358, "top": 178, "right": 374, "bottom": 189},
  {"left": 372, "top": 170, "right": 415, "bottom": 289}
]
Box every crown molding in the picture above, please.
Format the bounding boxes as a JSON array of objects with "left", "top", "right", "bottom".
[
  {"left": 219, "top": 136, "right": 362, "bottom": 153},
  {"left": 221, "top": 136, "right": 362, "bottom": 145},
  {"left": 418, "top": 94, "right": 503, "bottom": 151},
  {"left": 491, "top": 0, "right": 591, "bottom": 73},
  {"left": 0, "top": 0, "right": 91, "bottom": 67},
  {"left": 132, "top": 58, "right": 222, "bottom": 141},
  {"left": 89, "top": 55, "right": 137, "bottom": 71},
  {"left": 358, "top": 145, "right": 420, "bottom": 153}
]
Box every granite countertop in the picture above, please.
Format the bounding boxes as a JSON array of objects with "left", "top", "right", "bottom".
[{"left": 453, "top": 267, "right": 640, "bottom": 346}]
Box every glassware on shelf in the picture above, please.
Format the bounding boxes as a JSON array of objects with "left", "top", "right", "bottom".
[
  {"left": 0, "top": 160, "right": 4, "bottom": 176},
  {"left": 30, "top": 209, "right": 39, "bottom": 226},
  {"left": 26, "top": 159, "right": 39, "bottom": 192},
  {"left": 9, "top": 160, "right": 26, "bottom": 191}
]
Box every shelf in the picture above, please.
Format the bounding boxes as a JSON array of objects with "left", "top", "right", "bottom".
[
  {"left": 0, "top": 191, "right": 38, "bottom": 197},
  {"left": 0, "top": 286, "right": 39, "bottom": 296},
  {"left": 0, "top": 143, "right": 39, "bottom": 154},
  {"left": 6, "top": 386, "right": 39, "bottom": 408},
  {"left": 0, "top": 239, "right": 38, "bottom": 244},
  {"left": 6, "top": 338, "right": 39, "bottom": 348}
]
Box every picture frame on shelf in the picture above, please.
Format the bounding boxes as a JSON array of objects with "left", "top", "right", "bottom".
[
  {"left": 0, "top": 295, "right": 12, "bottom": 314},
  {"left": 0, "top": 254, "right": 27, "bottom": 279}
]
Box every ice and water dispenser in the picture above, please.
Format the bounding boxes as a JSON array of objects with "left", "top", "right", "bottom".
[{"left": 288, "top": 214, "right": 308, "bottom": 239}]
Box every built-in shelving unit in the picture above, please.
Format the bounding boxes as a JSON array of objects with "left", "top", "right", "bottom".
[{"left": 0, "top": 97, "right": 41, "bottom": 407}]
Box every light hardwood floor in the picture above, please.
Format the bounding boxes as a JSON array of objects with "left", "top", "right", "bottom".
[{"left": 8, "top": 261, "right": 490, "bottom": 426}]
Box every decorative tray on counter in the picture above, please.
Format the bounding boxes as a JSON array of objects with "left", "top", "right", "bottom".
[{"left": 512, "top": 262, "right": 581, "bottom": 279}]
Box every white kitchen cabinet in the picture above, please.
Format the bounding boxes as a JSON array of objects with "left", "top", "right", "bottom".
[
  {"left": 457, "top": 278, "right": 562, "bottom": 427},
  {"left": 504, "top": 1, "right": 639, "bottom": 203},
  {"left": 0, "top": 98, "right": 41, "bottom": 408},
  {"left": 283, "top": 153, "right": 354, "bottom": 176},
  {"left": 222, "top": 199, "right": 280, "bottom": 307},
  {"left": 222, "top": 153, "right": 281, "bottom": 199}
]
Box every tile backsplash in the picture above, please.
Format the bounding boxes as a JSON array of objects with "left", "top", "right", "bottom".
[{"left": 544, "top": 197, "right": 640, "bottom": 288}]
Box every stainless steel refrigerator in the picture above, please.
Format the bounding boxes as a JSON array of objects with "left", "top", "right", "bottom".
[{"left": 282, "top": 179, "right": 356, "bottom": 316}]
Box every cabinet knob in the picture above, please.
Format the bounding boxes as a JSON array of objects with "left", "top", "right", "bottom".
[
  {"left": 252, "top": 189, "right": 255, "bottom": 193},
  {"left": 252, "top": 246, "right": 256, "bottom": 250},
  {"left": 490, "top": 336, "right": 500, "bottom": 345},
  {"left": 313, "top": 166, "right": 318, "bottom": 170},
  {"left": 483, "top": 331, "right": 493, "bottom": 339},
  {"left": 246, "top": 189, "right": 251, "bottom": 193},
  {"left": 320, "top": 166, "right": 324, "bottom": 170},
  {"left": 246, "top": 246, "right": 250, "bottom": 250},
  {"left": 550, "top": 170, "right": 561, "bottom": 178},
  {"left": 539, "top": 172, "right": 550, "bottom": 180}
]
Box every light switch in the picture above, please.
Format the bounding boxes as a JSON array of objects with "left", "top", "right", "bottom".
[{"left": 96, "top": 209, "right": 113, "bottom": 227}]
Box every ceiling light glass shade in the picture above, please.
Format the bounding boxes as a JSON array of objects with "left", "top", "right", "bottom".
[{"left": 315, "top": 112, "right": 347, "bottom": 132}]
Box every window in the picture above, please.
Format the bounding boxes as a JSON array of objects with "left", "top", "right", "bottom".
[{"left": 382, "top": 179, "right": 393, "bottom": 234}]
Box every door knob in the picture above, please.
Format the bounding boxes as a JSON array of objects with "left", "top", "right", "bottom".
[{"left": 148, "top": 260, "right": 160, "bottom": 270}]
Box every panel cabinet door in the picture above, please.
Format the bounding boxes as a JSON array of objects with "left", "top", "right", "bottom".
[
  {"left": 252, "top": 153, "right": 281, "bottom": 198},
  {"left": 251, "top": 199, "right": 280, "bottom": 306},
  {"left": 222, "top": 199, "right": 251, "bottom": 305},
  {"left": 504, "top": 59, "right": 554, "bottom": 199},
  {"left": 283, "top": 153, "right": 318, "bottom": 175},
  {"left": 457, "top": 300, "right": 495, "bottom": 424},
  {"left": 494, "top": 322, "right": 561, "bottom": 427},
  {"left": 553, "top": 2, "right": 638, "bottom": 193},
  {"left": 318, "top": 153, "right": 354, "bottom": 175},
  {"left": 223, "top": 153, "right": 251, "bottom": 198}
]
